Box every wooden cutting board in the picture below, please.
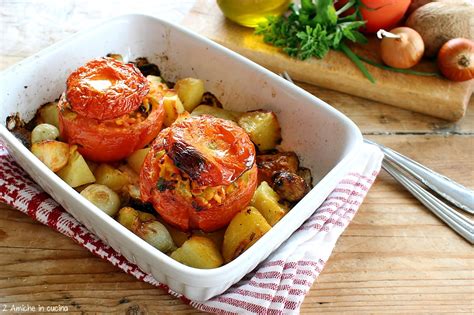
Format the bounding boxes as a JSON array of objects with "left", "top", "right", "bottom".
[{"left": 183, "top": 0, "right": 473, "bottom": 121}]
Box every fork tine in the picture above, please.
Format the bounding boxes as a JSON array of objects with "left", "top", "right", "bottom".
[
  {"left": 365, "top": 139, "right": 474, "bottom": 214},
  {"left": 383, "top": 159, "right": 473, "bottom": 244}
]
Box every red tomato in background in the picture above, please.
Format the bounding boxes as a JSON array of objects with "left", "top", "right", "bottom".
[{"left": 335, "top": 0, "right": 411, "bottom": 33}]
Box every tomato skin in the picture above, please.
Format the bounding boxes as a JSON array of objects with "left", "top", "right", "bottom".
[
  {"left": 335, "top": 0, "right": 411, "bottom": 33},
  {"left": 142, "top": 163, "right": 257, "bottom": 232},
  {"left": 438, "top": 38, "right": 474, "bottom": 82},
  {"left": 360, "top": 0, "right": 411, "bottom": 33},
  {"left": 66, "top": 57, "right": 149, "bottom": 120},
  {"left": 140, "top": 116, "right": 258, "bottom": 232},
  {"left": 164, "top": 115, "right": 256, "bottom": 186},
  {"left": 58, "top": 94, "right": 164, "bottom": 162}
]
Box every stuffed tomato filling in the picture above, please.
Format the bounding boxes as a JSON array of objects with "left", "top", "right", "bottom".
[{"left": 59, "top": 93, "right": 164, "bottom": 162}]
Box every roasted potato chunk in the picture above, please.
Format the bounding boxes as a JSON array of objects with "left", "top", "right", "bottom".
[
  {"left": 147, "top": 75, "right": 168, "bottom": 95},
  {"left": 57, "top": 147, "right": 96, "bottom": 187},
  {"left": 193, "top": 228, "right": 226, "bottom": 250},
  {"left": 272, "top": 171, "right": 310, "bottom": 202},
  {"left": 118, "top": 164, "right": 139, "bottom": 182},
  {"left": 127, "top": 148, "right": 150, "bottom": 174},
  {"left": 162, "top": 91, "right": 185, "bottom": 127},
  {"left": 171, "top": 236, "right": 223, "bottom": 269},
  {"left": 251, "top": 181, "right": 288, "bottom": 226},
  {"left": 256, "top": 152, "right": 299, "bottom": 184},
  {"left": 238, "top": 110, "right": 282, "bottom": 151},
  {"left": 36, "top": 102, "right": 59, "bottom": 129},
  {"left": 175, "top": 78, "right": 205, "bottom": 112},
  {"left": 85, "top": 159, "right": 98, "bottom": 174},
  {"left": 31, "top": 140, "right": 69, "bottom": 172},
  {"left": 222, "top": 207, "right": 271, "bottom": 263},
  {"left": 94, "top": 164, "right": 129, "bottom": 192},
  {"left": 191, "top": 105, "right": 241, "bottom": 122}
]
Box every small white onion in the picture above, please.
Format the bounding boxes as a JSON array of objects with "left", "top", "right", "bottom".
[
  {"left": 80, "top": 184, "right": 120, "bottom": 216},
  {"left": 31, "top": 123, "right": 59, "bottom": 144}
]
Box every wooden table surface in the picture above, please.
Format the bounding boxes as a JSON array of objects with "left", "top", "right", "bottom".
[{"left": 1, "top": 1, "right": 473, "bottom": 314}]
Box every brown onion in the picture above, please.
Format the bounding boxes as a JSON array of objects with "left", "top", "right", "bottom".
[
  {"left": 437, "top": 38, "right": 474, "bottom": 82},
  {"left": 380, "top": 27, "right": 425, "bottom": 69}
]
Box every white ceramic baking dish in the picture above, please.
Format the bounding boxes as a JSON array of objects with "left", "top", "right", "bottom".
[{"left": 0, "top": 14, "right": 362, "bottom": 301}]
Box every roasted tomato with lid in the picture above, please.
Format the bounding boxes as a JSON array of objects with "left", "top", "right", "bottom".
[
  {"left": 140, "top": 115, "right": 258, "bottom": 232},
  {"left": 66, "top": 57, "right": 149, "bottom": 120},
  {"left": 58, "top": 57, "right": 164, "bottom": 162}
]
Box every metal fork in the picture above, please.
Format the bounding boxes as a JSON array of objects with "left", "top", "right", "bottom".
[{"left": 279, "top": 71, "right": 474, "bottom": 244}]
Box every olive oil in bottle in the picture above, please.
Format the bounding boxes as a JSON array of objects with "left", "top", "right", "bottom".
[{"left": 217, "top": 0, "right": 291, "bottom": 28}]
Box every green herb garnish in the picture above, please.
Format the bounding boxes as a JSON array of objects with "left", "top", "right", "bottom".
[{"left": 255, "top": 0, "right": 374, "bottom": 82}]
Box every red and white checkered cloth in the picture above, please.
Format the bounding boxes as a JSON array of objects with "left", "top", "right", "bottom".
[{"left": 0, "top": 142, "right": 382, "bottom": 314}]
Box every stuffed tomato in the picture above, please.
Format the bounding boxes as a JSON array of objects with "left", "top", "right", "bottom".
[
  {"left": 140, "top": 115, "right": 258, "bottom": 232},
  {"left": 58, "top": 57, "right": 164, "bottom": 162}
]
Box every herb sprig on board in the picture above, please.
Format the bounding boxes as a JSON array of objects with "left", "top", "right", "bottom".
[{"left": 255, "top": 0, "right": 375, "bottom": 83}]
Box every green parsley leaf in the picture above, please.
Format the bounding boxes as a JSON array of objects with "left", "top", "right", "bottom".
[
  {"left": 255, "top": 0, "right": 375, "bottom": 82},
  {"left": 314, "top": 0, "right": 337, "bottom": 26}
]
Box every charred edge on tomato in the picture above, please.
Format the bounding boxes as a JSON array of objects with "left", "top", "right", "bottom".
[{"left": 167, "top": 141, "right": 209, "bottom": 182}]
